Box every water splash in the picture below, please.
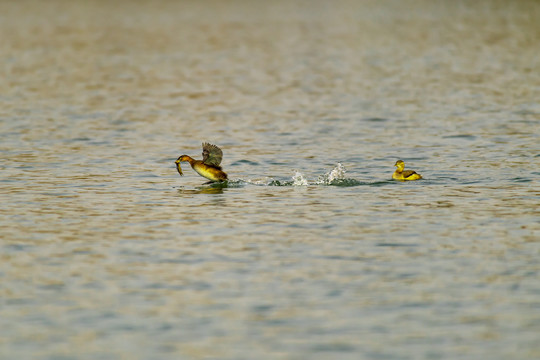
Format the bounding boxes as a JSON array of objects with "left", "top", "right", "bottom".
[
  {"left": 292, "top": 171, "right": 309, "bottom": 186},
  {"left": 230, "top": 163, "right": 365, "bottom": 187},
  {"left": 316, "top": 163, "right": 347, "bottom": 185}
]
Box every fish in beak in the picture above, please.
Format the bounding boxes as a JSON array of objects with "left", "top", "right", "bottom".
[{"left": 175, "top": 159, "right": 183, "bottom": 176}]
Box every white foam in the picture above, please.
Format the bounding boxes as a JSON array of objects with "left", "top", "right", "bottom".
[
  {"left": 292, "top": 171, "right": 309, "bottom": 186},
  {"left": 328, "top": 162, "right": 346, "bottom": 182},
  {"left": 316, "top": 163, "right": 346, "bottom": 185}
]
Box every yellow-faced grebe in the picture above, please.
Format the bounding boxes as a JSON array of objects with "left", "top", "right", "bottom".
[
  {"left": 392, "top": 160, "right": 422, "bottom": 181},
  {"left": 175, "top": 142, "right": 228, "bottom": 182}
]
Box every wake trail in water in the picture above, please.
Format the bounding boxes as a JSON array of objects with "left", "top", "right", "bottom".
[{"left": 231, "top": 163, "right": 378, "bottom": 187}]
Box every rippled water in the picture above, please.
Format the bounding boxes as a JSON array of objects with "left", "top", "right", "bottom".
[{"left": 1, "top": 0, "right": 539, "bottom": 359}]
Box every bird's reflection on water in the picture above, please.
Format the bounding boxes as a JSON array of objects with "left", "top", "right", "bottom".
[{"left": 176, "top": 186, "right": 226, "bottom": 195}]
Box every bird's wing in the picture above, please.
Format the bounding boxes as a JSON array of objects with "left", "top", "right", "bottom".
[
  {"left": 402, "top": 170, "right": 418, "bottom": 178},
  {"left": 202, "top": 142, "right": 223, "bottom": 167}
]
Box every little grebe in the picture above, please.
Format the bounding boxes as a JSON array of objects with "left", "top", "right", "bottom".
[
  {"left": 392, "top": 160, "right": 422, "bottom": 181},
  {"left": 175, "top": 142, "right": 228, "bottom": 182}
]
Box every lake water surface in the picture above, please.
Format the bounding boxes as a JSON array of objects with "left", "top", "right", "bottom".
[{"left": 1, "top": 0, "right": 539, "bottom": 359}]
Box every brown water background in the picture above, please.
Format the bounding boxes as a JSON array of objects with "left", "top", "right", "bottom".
[{"left": 1, "top": 0, "right": 539, "bottom": 359}]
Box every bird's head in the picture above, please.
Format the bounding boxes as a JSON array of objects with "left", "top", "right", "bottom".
[{"left": 176, "top": 155, "right": 189, "bottom": 164}]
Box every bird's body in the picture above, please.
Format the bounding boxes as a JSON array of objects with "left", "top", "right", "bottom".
[
  {"left": 175, "top": 143, "right": 228, "bottom": 182},
  {"left": 392, "top": 160, "right": 422, "bottom": 181}
]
